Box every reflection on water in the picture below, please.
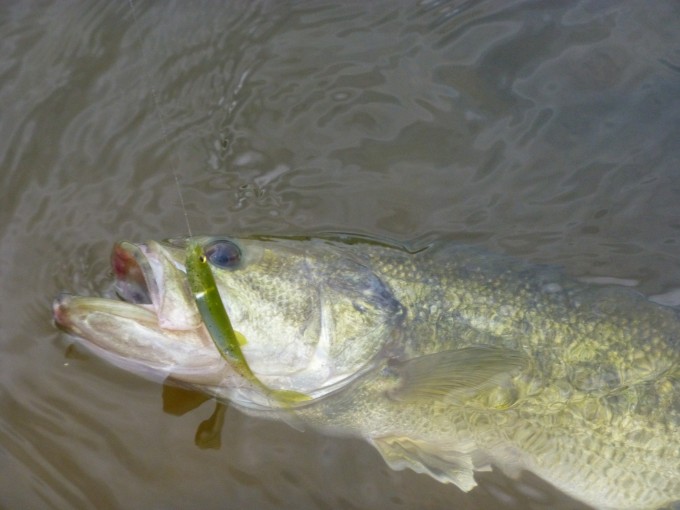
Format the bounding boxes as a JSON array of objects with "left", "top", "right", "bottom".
[{"left": 1, "top": 0, "right": 679, "bottom": 508}]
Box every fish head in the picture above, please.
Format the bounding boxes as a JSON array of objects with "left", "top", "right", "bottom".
[{"left": 53, "top": 236, "right": 404, "bottom": 406}]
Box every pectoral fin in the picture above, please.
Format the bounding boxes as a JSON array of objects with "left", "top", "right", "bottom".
[
  {"left": 371, "top": 436, "right": 478, "bottom": 491},
  {"left": 388, "top": 346, "right": 528, "bottom": 406}
]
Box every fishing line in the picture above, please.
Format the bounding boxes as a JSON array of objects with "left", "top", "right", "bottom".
[
  {"left": 127, "top": 0, "right": 193, "bottom": 238},
  {"left": 125, "top": 2, "right": 291, "bottom": 410}
]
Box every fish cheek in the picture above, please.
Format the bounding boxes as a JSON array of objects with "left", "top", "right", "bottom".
[{"left": 229, "top": 272, "right": 322, "bottom": 371}]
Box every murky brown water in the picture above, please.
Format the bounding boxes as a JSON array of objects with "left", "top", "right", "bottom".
[{"left": 1, "top": 1, "right": 679, "bottom": 508}]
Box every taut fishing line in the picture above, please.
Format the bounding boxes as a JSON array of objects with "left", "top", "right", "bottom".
[
  {"left": 125, "top": 2, "right": 296, "bottom": 411},
  {"left": 125, "top": 1, "right": 282, "bottom": 408},
  {"left": 127, "top": 0, "right": 193, "bottom": 238}
]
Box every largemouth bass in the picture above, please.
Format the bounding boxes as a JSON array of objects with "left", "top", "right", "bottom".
[{"left": 52, "top": 235, "right": 680, "bottom": 510}]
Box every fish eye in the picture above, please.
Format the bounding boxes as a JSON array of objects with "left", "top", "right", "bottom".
[{"left": 204, "top": 239, "right": 241, "bottom": 269}]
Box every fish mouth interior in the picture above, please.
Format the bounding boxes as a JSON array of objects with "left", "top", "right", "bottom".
[
  {"left": 110, "top": 240, "right": 206, "bottom": 332},
  {"left": 111, "top": 242, "right": 155, "bottom": 305}
]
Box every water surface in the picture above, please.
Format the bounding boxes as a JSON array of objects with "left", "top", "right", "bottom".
[{"left": 1, "top": 1, "right": 679, "bottom": 508}]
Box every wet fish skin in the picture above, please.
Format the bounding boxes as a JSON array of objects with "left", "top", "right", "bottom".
[
  {"left": 53, "top": 236, "right": 680, "bottom": 510},
  {"left": 297, "top": 240, "right": 679, "bottom": 510}
]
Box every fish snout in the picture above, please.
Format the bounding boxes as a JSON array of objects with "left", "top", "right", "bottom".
[{"left": 52, "top": 293, "right": 74, "bottom": 330}]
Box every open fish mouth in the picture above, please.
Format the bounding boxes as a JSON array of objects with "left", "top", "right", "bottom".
[
  {"left": 54, "top": 239, "right": 201, "bottom": 332},
  {"left": 52, "top": 240, "right": 226, "bottom": 384},
  {"left": 51, "top": 242, "right": 152, "bottom": 334},
  {"left": 111, "top": 240, "right": 204, "bottom": 331},
  {"left": 112, "top": 241, "right": 155, "bottom": 306}
]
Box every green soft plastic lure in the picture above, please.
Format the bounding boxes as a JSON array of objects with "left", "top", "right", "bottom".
[{"left": 185, "top": 240, "right": 310, "bottom": 405}]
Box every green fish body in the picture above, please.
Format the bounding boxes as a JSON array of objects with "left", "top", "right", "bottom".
[{"left": 53, "top": 236, "right": 680, "bottom": 510}]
